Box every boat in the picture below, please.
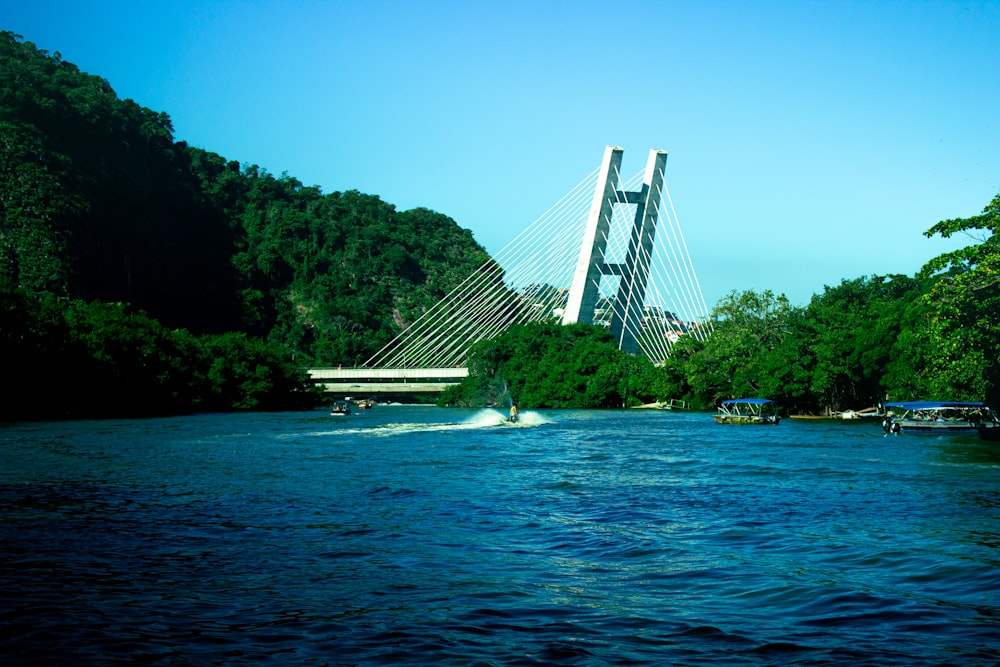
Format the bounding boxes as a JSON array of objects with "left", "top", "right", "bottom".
[
  {"left": 330, "top": 400, "right": 352, "bottom": 416},
  {"left": 791, "top": 407, "right": 884, "bottom": 420},
  {"left": 882, "top": 401, "right": 1000, "bottom": 438},
  {"left": 630, "top": 399, "right": 687, "bottom": 410},
  {"left": 836, "top": 407, "right": 884, "bottom": 420},
  {"left": 713, "top": 398, "right": 780, "bottom": 425}
]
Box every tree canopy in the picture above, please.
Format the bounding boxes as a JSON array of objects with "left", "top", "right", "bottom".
[
  {"left": 2, "top": 31, "right": 997, "bottom": 418},
  {"left": 642, "top": 202, "right": 998, "bottom": 414},
  {"left": 1, "top": 31, "right": 490, "bottom": 419},
  {"left": 440, "top": 321, "right": 659, "bottom": 409},
  {"left": 1, "top": 32, "right": 489, "bottom": 362}
]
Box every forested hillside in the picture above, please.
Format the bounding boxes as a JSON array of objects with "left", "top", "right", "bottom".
[
  {"left": 3, "top": 31, "right": 997, "bottom": 419},
  {"left": 0, "top": 32, "right": 490, "bottom": 419},
  {"left": 0, "top": 31, "right": 489, "bottom": 365}
]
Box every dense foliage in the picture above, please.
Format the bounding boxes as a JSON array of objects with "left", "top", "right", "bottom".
[
  {"left": 1, "top": 32, "right": 489, "bottom": 361},
  {"left": 3, "top": 32, "right": 997, "bottom": 418},
  {"left": 0, "top": 287, "right": 316, "bottom": 420},
  {"left": 445, "top": 195, "right": 999, "bottom": 412},
  {"left": 439, "top": 322, "right": 659, "bottom": 409},
  {"left": 1, "top": 32, "right": 489, "bottom": 419},
  {"left": 641, "top": 195, "right": 1000, "bottom": 414}
]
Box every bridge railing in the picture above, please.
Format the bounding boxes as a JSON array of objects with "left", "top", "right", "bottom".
[
  {"left": 308, "top": 367, "right": 469, "bottom": 381},
  {"left": 307, "top": 367, "right": 469, "bottom": 395}
]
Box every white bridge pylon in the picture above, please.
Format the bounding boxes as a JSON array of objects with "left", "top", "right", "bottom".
[{"left": 365, "top": 145, "right": 713, "bottom": 369}]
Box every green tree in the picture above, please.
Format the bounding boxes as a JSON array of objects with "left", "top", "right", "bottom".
[
  {"left": 796, "top": 275, "right": 919, "bottom": 413},
  {"left": 899, "top": 194, "right": 1000, "bottom": 403},
  {"left": 0, "top": 287, "right": 78, "bottom": 420},
  {"left": 62, "top": 300, "right": 202, "bottom": 417},
  {"left": 648, "top": 335, "right": 702, "bottom": 406},
  {"left": 679, "top": 289, "right": 798, "bottom": 406},
  {"left": 441, "top": 321, "right": 653, "bottom": 409},
  {"left": 199, "top": 332, "right": 312, "bottom": 411},
  {"left": 2, "top": 32, "right": 494, "bottom": 377}
]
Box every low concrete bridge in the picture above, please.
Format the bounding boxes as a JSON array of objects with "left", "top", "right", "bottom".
[{"left": 307, "top": 367, "right": 468, "bottom": 395}]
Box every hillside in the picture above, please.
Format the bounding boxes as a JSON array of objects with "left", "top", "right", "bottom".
[
  {"left": 3, "top": 31, "right": 998, "bottom": 418},
  {"left": 0, "top": 31, "right": 492, "bottom": 366}
]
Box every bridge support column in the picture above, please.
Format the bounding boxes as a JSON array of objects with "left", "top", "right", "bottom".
[
  {"left": 561, "top": 146, "right": 668, "bottom": 354},
  {"left": 561, "top": 145, "right": 623, "bottom": 326}
]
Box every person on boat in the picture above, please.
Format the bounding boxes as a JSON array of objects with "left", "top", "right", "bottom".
[{"left": 509, "top": 404, "right": 519, "bottom": 422}]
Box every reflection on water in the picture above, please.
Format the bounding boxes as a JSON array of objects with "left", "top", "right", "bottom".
[
  {"left": 933, "top": 438, "right": 1000, "bottom": 466},
  {"left": 1, "top": 408, "right": 998, "bottom": 665}
]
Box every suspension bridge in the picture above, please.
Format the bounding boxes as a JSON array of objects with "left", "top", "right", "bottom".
[{"left": 309, "top": 145, "right": 713, "bottom": 395}]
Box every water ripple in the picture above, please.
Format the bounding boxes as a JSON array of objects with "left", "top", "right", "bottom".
[{"left": 2, "top": 409, "right": 998, "bottom": 664}]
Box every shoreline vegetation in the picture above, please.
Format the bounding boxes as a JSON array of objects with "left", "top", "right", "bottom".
[{"left": 2, "top": 32, "right": 998, "bottom": 421}]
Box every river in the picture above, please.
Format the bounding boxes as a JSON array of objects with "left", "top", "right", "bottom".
[{"left": 1, "top": 407, "right": 998, "bottom": 665}]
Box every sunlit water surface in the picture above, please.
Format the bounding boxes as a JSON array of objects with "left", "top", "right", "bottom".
[{"left": 2, "top": 408, "right": 998, "bottom": 665}]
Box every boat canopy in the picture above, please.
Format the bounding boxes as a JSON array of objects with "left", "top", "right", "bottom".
[
  {"left": 721, "top": 398, "right": 774, "bottom": 405},
  {"left": 885, "top": 401, "right": 987, "bottom": 410}
]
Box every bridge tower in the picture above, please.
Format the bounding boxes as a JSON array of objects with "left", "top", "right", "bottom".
[{"left": 561, "top": 146, "right": 668, "bottom": 354}]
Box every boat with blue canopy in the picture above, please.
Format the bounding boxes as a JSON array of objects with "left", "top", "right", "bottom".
[
  {"left": 882, "top": 401, "right": 999, "bottom": 438},
  {"left": 713, "top": 398, "right": 781, "bottom": 425}
]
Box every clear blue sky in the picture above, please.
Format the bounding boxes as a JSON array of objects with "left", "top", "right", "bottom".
[{"left": 7, "top": 0, "right": 999, "bottom": 307}]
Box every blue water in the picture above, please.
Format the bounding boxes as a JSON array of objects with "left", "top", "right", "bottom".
[{"left": 1, "top": 407, "right": 998, "bottom": 665}]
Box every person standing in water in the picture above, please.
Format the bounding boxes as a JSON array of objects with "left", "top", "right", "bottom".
[{"left": 509, "top": 404, "right": 519, "bottom": 422}]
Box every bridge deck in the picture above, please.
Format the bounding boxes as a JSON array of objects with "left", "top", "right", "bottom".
[{"left": 308, "top": 367, "right": 468, "bottom": 394}]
